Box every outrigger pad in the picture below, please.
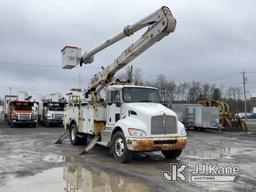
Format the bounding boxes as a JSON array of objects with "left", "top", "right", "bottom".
[
  {"left": 55, "top": 130, "right": 70, "bottom": 144},
  {"left": 80, "top": 136, "right": 100, "bottom": 155}
]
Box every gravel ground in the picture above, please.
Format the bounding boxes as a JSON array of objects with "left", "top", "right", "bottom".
[{"left": 0, "top": 123, "right": 255, "bottom": 192}]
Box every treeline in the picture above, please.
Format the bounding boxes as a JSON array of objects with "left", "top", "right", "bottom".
[
  {"left": 118, "top": 67, "right": 249, "bottom": 113},
  {"left": 146, "top": 74, "right": 248, "bottom": 113}
]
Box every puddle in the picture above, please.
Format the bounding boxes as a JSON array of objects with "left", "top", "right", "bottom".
[
  {"left": 43, "top": 154, "right": 82, "bottom": 163},
  {"left": 185, "top": 148, "right": 231, "bottom": 159},
  {"left": 0, "top": 166, "right": 149, "bottom": 192}
]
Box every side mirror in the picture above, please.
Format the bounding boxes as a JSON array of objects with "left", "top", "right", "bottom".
[{"left": 115, "top": 102, "right": 121, "bottom": 108}]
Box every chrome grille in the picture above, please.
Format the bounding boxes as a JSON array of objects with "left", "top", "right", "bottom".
[
  {"left": 54, "top": 114, "right": 64, "bottom": 120},
  {"left": 151, "top": 115, "right": 177, "bottom": 134},
  {"left": 18, "top": 114, "right": 31, "bottom": 120}
]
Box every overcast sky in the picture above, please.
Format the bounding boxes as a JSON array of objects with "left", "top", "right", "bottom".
[{"left": 0, "top": 0, "right": 255, "bottom": 99}]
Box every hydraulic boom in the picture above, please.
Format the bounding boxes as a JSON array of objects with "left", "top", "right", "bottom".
[{"left": 62, "top": 6, "right": 176, "bottom": 93}]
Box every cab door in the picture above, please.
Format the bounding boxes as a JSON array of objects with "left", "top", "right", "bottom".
[{"left": 106, "top": 89, "right": 122, "bottom": 127}]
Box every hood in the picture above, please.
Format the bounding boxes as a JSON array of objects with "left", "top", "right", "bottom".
[{"left": 125, "top": 103, "right": 177, "bottom": 117}]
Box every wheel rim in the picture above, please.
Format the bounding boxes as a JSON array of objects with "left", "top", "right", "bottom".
[
  {"left": 71, "top": 127, "right": 76, "bottom": 141},
  {"left": 115, "top": 137, "right": 124, "bottom": 157}
]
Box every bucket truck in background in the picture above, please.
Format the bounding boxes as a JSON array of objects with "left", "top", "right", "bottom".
[{"left": 39, "top": 93, "right": 67, "bottom": 127}]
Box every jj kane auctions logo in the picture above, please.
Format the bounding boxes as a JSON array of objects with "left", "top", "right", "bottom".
[{"left": 162, "top": 163, "right": 240, "bottom": 182}]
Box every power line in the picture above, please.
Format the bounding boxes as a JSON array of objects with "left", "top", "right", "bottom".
[{"left": 0, "top": 60, "right": 100, "bottom": 69}]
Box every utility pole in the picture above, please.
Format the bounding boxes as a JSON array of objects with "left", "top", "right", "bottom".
[
  {"left": 9, "top": 87, "right": 12, "bottom": 95},
  {"left": 242, "top": 71, "right": 247, "bottom": 122},
  {"left": 129, "top": 65, "right": 133, "bottom": 83}
]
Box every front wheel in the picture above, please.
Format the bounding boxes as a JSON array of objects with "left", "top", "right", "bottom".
[
  {"left": 112, "top": 131, "right": 132, "bottom": 163},
  {"left": 11, "top": 122, "right": 16, "bottom": 128},
  {"left": 162, "top": 150, "right": 182, "bottom": 159},
  {"left": 45, "top": 121, "right": 50, "bottom": 128}
]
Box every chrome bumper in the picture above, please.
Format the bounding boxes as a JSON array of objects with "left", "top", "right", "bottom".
[{"left": 126, "top": 136, "right": 187, "bottom": 152}]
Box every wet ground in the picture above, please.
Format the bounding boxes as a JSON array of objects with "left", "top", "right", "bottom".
[{"left": 0, "top": 124, "right": 255, "bottom": 192}]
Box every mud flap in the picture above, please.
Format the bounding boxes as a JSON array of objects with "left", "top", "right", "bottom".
[
  {"left": 80, "top": 136, "right": 100, "bottom": 155},
  {"left": 55, "top": 129, "right": 70, "bottom": 144}
]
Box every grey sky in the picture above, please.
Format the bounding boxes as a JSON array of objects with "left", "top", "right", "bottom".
[{"left": 0, "top": 0, "right": 255, "bottom": 99}]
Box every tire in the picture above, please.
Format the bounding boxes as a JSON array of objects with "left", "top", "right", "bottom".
[
  {"left": 162, "top": 150, "right": 182, "bottom": 159},
  {"left": 69, "top": 123, "right": 87, "bottom": 145},
  {"left": 11, "top": 122, "right": 15, "bottom": 128},
  {"left": 45, "top": 121, "right": 50, "bottom": 128},
  {"left": 111, "top": 131, "right": 132, "bottom": 163},
  {"left": 199, "top": 127, "right": 205, "bottom": 131}
]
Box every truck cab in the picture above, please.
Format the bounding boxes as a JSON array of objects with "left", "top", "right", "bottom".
[
  {"left": 103, "top": 85, "right": 187, "bottom": 162},
  {"left": 40, "top": 102, "right": 65, "bottom": 127},
  {"left": 8, "top": 101, "right": 38, "bottom": 128}
]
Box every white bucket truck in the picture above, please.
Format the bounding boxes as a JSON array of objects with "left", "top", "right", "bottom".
[{"left": 61, "top": 6, "right": 187, "bottom": 162}]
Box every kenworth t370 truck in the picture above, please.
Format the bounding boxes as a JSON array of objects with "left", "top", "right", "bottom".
[{"left": 61, "top": 6, "right": 187, "bottom": 162}]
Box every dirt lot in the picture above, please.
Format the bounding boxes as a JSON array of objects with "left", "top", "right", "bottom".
[{"left": 0, "top": 124, "right": 255, "bottom": 192}]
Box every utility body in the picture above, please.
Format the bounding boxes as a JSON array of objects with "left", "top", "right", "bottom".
[{"left": 61, "top": 6, "right": 187, "bottom": 162}]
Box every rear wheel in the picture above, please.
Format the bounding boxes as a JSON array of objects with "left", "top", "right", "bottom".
[
  {"left": 45, "top": 121, "right": 50, "bottom": 128},
  {"left": 69, "top": 123, "right": 87, "bottom": 145},
  {"left": 112, "top": 131, "right": 132, "bottom": 163},
  {"left": 162, "top": 150, "right": 182, "bottom": 159}
]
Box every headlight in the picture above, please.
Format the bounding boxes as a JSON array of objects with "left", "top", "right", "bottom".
[
  {"left": 180, "top": 127, "right": 186, "bottom": 136},
  {"left": 128, "top": 128, "right": 146, "bottom": 137},
  {"left": 47, "top": 115, "right": 52, "bottom": 119}
]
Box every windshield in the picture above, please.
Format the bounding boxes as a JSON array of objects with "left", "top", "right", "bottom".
[
  {"left": 15, "top": 106, "right": 32, "bottom": 110},
  {"left": 49, "top": 106, "right": 64, "bottom": 111},
  {"left": 13, "top": 102, "right": 33, "bottom": 110},
  {"left": 122, "top": 87, "right": 160, "bottom": 103}
]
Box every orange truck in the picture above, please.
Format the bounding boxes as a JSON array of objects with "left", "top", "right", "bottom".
[{"left": 4, "top": 95, "right": 39, "bottom": 128}]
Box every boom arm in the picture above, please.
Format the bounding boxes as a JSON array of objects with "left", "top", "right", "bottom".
[{"left": 62, "top": 6, "right": 176, "bottom": 93}]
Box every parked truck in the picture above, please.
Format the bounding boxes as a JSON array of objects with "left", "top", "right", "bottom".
[
  {"left": 61, "top": 6, "right": 187, "bottom": 162},
  {"left": 172, "top": 104, "right": 220, "bottom": 130},
  {"left": 4, "top": 92, "right": 39, "bottom": 128},
  {"left": 39, "top": 93, "right": 66, "bottom": 127}
]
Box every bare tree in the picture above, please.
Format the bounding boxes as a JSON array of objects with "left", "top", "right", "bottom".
[
  {"left": 152, "top": 74, "right": 176, "bottom": 106},
  {"left": 117, "top": 66, "right": 143, "bottom": 84}
]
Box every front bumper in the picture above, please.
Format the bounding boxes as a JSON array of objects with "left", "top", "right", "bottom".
[
  {"left": 12, "top": 119, "right": 37, "bottom": 124},
  {"left": 126, "top": 136, "right": 187, "bottom": 152},
  {"left": 47, "top": 119, "right": 63, "bottom": 124}
]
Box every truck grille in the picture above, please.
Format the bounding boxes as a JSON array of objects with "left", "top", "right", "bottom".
[
  {"left": 54, "top": 114, "right": 64, "bottom": 120},
  {"left": 18, "top": 114, "right": 31, "bottom": 120},
  {"left": 151, "top": 115, "right": 177, "bottom": 134}
]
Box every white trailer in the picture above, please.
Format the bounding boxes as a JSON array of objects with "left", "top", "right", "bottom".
[
  {"left": 61, "top": 6, "right": 187, "bottom": 163},
  {"left": 172, "top": 104, "right": 220, "bottom": 130}
]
